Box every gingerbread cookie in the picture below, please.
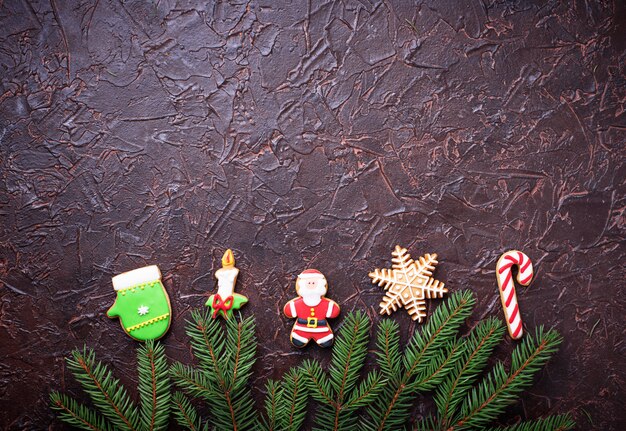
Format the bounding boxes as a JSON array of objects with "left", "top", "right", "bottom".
[
  {"left": 107, "top": 265, "right": 172, "bottom": 341},
  {"left": 369, "top": 246, "right": 447, "bottom": 322},
  {"left": 496, "top": 250, "right": 534, "bottom": 339},
  {"left": 206, "top": 249, "right": 248, "bottom": 318},
  {"left": 283, "top": 269, "right": 340, "bottom": 348}
]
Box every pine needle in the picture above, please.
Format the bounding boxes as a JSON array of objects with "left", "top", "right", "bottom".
[
  {"left": 171, "top": 392, "right": 209, "bottom": 431},
  {"left": 434, "top": 317, "right": 505, "bottom": 424},
  {"left": 50, "top": 392, "right": 113, "bottom": 431},
  {"left": 138, "top": 340, "right": 171, "bottom": 431},
  {"left": 66, "top": 347, "right": 140, "bottom": 431},
  {"left": 450, "top": 327, "right": 562, "bottom": 430},
  {"left": 365, "top": 290, "right": 475, "bottom": 431},
  {"left": 485, "top": 414, "right": 575, "bottom": 431}
]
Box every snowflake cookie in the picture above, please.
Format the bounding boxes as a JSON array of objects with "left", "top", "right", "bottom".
[{"left": 369, "top": 246, "right": 447, "bottom": 322}]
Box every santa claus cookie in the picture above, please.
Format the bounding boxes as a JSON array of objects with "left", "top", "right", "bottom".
[
  {"left": 283, "top": 269, "right": 340, "bottom": 348},
  {"left": 107, "top": 265, "right": 172, "bottom": 341}
]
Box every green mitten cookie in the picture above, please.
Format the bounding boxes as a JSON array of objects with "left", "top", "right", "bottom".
[{"left": 107, "top": 265, "right": 172, "bottom": 341}]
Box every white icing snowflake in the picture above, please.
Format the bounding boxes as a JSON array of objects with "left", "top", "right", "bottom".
[{"left": 137, "top": 305, "right": 150, "bottom": 316}]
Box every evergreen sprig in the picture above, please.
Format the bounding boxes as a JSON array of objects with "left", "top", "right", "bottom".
[
  {"left": 302, "top": 310, "right": 385, "bottom": 431},
  {"left": 449, "top": 327, "right": 563, "bottom": 430},
  {"left": 485, "top": 414, "right": 576, "bottom": 431},
  {"left": 50, "top": 340, "right": 170, "bottom": 431},
  {"left": 363, "top": 290, "right": 475, "bottom": 431},
  {"left": 170, "top": 310, "right": 257, "bottom": 431},
  {"left": 137, "top": 341, "right": 170, "bottom": 430},
  {"left": 50, "top": 392, "right": 113, "bottom": 431},
  {"left": 261, "top": 368, "right": 309, "bottom": 431},
  {"left": 52, "top": 291, "right": 574, "bottom": 431},
  {"left": 434, "top": 317, "right": 506, "bottom": 426},
  {"left": 171, "top": 392, "right": 209, "bottom": 431}
]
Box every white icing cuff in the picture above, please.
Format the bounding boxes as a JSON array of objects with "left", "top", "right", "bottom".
[
  {"left": 317, "top": 333, "right": 334, "bottom": 344},
  {"left": 326, "top": 302, "right": 334, "bottom": 318},
  {"left": 288, "top": 301, "right": 297, "bottom": 317},
  {"left": 291, "top": 332, "right": 308, "bottom": 343},
  {"left": 112, "top": 265, "right": 161, "bottom": 290}
]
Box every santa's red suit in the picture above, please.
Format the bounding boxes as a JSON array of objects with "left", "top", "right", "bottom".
[{"left": 283, "top": 269, "right": 340, "bottom": 348}]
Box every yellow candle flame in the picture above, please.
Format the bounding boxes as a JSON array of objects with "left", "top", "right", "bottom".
[{"left": 222, "top": 249, "right": 235, "bottom": 268}]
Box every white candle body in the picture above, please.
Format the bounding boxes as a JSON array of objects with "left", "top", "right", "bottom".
[{"left": 216, "top": 267, "right": 239, "bottom": 298}]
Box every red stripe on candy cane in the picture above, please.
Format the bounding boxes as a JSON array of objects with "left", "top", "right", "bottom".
[
  {"left": 499, "top": 263, "right": 513, "bottom": 274},
  {"left": 520, "top": 273, "right": 533, "bottom": 285},
  {"left": 505, "top": 289, "right": 515, "bottom": 307},
  {"left": 502, "top": 272, "right": 512, "bottom": 291},
  {"left": 509, "top": 304, "right": 519, "bottom": 323},
  {"left": 511, "top": 322, "right": 522, "bottom": 338}
]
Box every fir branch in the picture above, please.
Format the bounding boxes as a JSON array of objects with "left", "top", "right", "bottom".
[
  {"left": 171, "top": 392, "right": 209, "bottom": 431},
  {"left": 138, "top": 340, "right": 170, "bottom": 431},
  {"left": 413, "top": 339, "right": 463, "bottom": 391},
  {"left": 224, "top": 316, "right": 257, "bottom": 430},
  {"left": 186, "top": 309, "right": 227, "bottom": 385},
  {"left": 450, "top": 327, "right": 562, "bottom": 430},
  {"left": 434, "top": 317, "right": 505, "bottom": 424},
  {"left": 50, "top": 392, "right": 113, "bottom": 431},
  {"left": 170, "top": 363, "right": 216, "bottom": 400},
  {"left": 225, "top": 315, "right": 256, "bottom": 391},
  {"left": 66, "top": 347, "right": 140, "bottom": 431},
  {"left": 485, "top": 414, "right": 575, "bottom": 431},
  {"left": 276, "top": 368, "right": 308, "bottom": 431},
  {"left": 375, "top": 319, "right": 402, "bottom": 378},
  {"left": 343, "top": 370, "right": 385, "bottom": 412},
  {"left": 329, "top": 310, "right": 370, "bottom": 402},
  {"left": 261, "top": 380, "right": 279, "bottom": 431},
  {"left": 403, "top": 291, "right": 475, "bottom": 377},
  {"left": 173, "top": 313, "right": 258, "bottom": 431},
  {"left": 302, "top": 359, "right": 336, "bottom": 406},
  {"left": 303, "top": 312, "right": 384, "bottom": 431},
  {"left": 365, "top": 290, "right": 475, "bottom": 431}
]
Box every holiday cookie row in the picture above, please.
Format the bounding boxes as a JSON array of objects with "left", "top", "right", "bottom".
[{"left": 107, "top": 247, "right": 533, "bottom": 344}]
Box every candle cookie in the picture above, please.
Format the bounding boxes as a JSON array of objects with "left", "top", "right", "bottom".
[{"left": 206, "top": 249, "right": 248, "bottom": 318}]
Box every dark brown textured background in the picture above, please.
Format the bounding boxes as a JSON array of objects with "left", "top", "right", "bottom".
[{"left": 1, "top": 0, "right": 625, "bottom": 429}]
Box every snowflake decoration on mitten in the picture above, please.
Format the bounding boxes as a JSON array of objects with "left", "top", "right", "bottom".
[{"left": 369, "top": 245, "right": 447, "bottom": 322}]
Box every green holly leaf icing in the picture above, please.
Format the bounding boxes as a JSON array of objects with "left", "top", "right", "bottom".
[{"left": 206, "top": 293, "right": 248, "bottom": 318}]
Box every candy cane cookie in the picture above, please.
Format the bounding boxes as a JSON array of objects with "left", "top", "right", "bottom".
[{"left": 496, "top": 251, "right": 534, "bottom": 339}]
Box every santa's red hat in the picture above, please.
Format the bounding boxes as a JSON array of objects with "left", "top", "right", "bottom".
[{"left": 298, "top": 269, "right": 325, "bottom": 279}]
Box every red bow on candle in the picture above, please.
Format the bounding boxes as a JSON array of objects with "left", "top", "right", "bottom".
[{"left": 212, "top": 294, "right": 234, "bottom": 318}]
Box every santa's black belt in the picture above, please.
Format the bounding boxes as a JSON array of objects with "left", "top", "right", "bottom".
[{"left": 297, "top": 318, "right": 327, "bottom": 327}]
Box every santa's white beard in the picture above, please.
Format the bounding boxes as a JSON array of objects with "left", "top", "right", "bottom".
[{"left": 299, "top": 284, "right": 326, "bottom": 305}]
